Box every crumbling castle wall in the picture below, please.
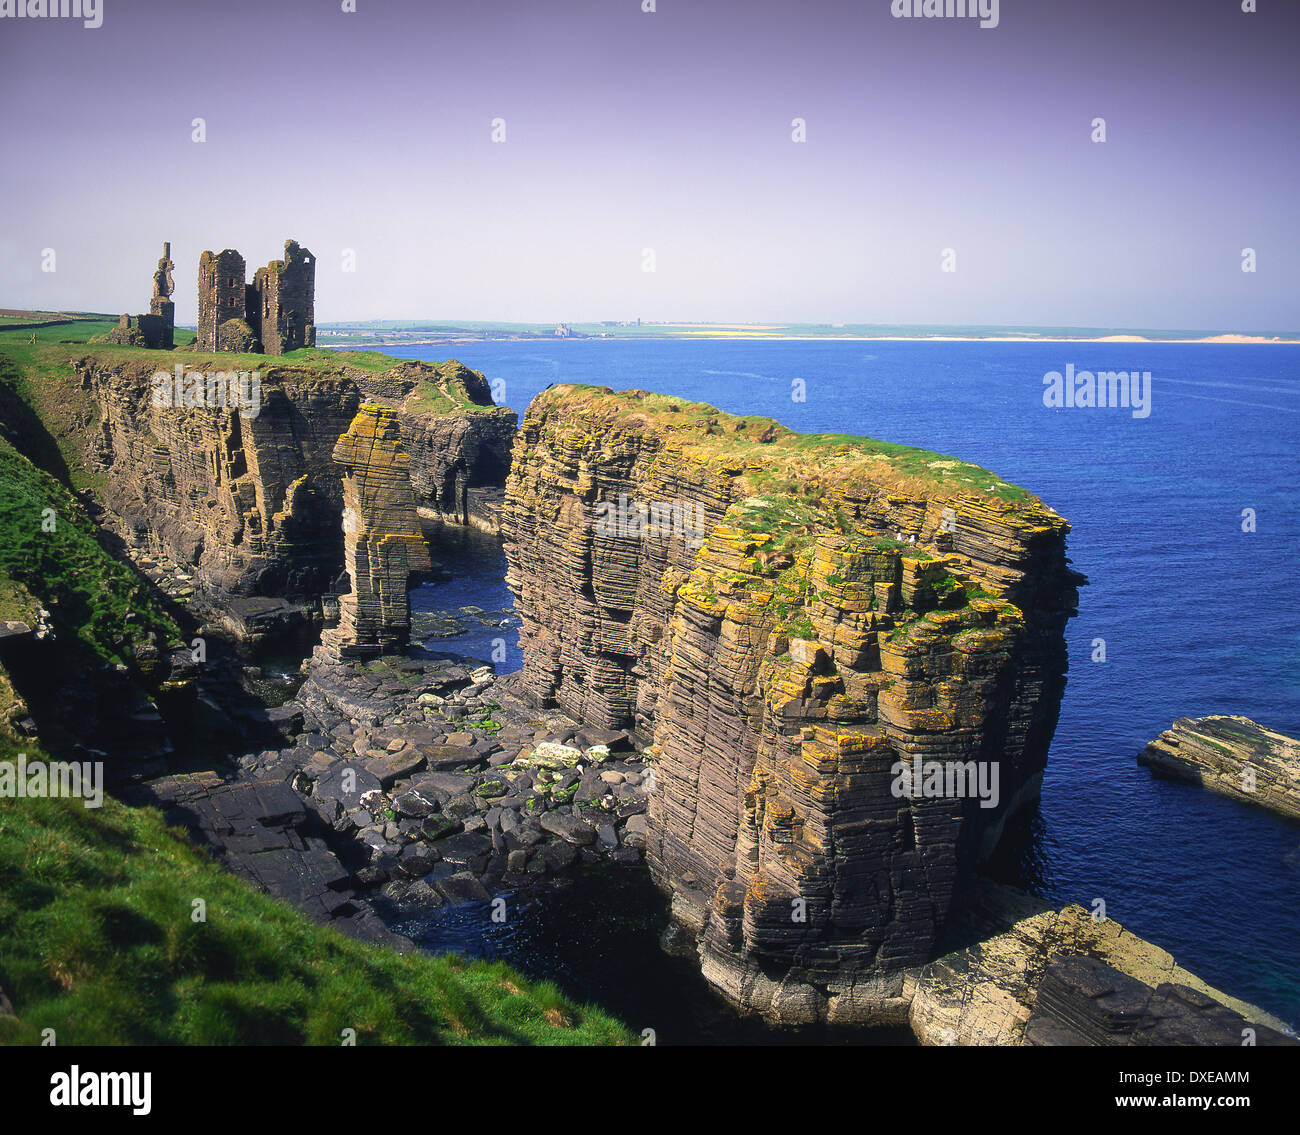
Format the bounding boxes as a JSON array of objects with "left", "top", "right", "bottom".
[
  {"left": 196, "top": 240, "right": 315, "bottom": 355},
  {"left": 252, "top": 240, "right": 316, "bottom": 355},
  {"left": 197, "top": 249, "right": 250, "bottom": 353}
]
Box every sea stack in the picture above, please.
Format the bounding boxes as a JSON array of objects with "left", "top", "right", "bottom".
[
  {"left": 321, "top": 404, "right": 431, "bottom": 658},
  {"left": 503, "top": 385, "right": 1083, "bottom": 1022}
]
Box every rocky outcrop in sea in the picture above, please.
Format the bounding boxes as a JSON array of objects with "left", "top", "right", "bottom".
[{"left": 1139, "top": 715, "right": 1300, "bottom": 820}]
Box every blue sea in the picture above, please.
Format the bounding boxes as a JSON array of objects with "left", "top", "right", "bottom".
[{"left": 372, "top": 338, "right": 1300, "bottom": 1028}]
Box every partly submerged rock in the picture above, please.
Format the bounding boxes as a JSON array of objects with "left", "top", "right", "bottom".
[
  {"left": 905, "top": 881, "right": 1294, "bottom": 1046},
  {"left": 1138, "top": 715, "right": 1300, "bottom": 820}
]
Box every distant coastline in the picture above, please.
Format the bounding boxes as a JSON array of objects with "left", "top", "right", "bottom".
[
  {"left": 5, "top": 312, "right": 1297, "bottom": 349},
  {"left": 320, "top": 330, "right": 1300, "bottom": 349}
]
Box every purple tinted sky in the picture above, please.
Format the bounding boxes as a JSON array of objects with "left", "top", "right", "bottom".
[{"left": 1, "top": 0, "right": 1297, "bottom": 329}]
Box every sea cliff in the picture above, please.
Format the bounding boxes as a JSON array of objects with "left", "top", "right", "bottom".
[
  {"left": 76, "top": 350, "right": 514, "bottom": 619},
  {"left": 503, "top": 385, "right": 1083, "bottom": 1019}
]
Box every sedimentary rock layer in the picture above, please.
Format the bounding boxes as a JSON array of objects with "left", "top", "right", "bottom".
[
  {"left": 398, "top": 362, "right": 516, "bottom": 531},
  {"left": 906, "top": 881, "right": 1294, "bottom": 1045},
  {"left": 77, "top": 353, "right": 513, "bottom": 604},
  {"left": 1138, "top": 715, "right": 1300, "bottom": 820},
  {"left": 503, "top": 385, "right": 1081, "bottom": 1019},
  {"left": 320, "top": 405, "right": 430, "bottom": 658}
]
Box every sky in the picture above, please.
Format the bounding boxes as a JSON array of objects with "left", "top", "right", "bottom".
[{"left": 1, "top": 0, "right": 1297, "bottom": 330}]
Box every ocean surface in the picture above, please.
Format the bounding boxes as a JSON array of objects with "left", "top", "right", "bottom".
[{"left": 380, "top": 338, "right": 1300, "bottom": 1029}]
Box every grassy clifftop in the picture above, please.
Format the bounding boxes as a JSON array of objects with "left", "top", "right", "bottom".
[
  {"left": 0, "top": 320, "right": 503, "bottom": 497},
  {"left": 531, "top": 384, "right": 1038, "bottom": 507},
  {"left": 0, "top": 743, "right": 633, "bottom": 1046}
]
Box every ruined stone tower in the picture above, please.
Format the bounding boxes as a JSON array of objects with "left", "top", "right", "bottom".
[
  {"left": 109, "top": 241, "right": 175, "bottom": 349},
  {"left": 197, "top": 248, "right": 252, "bottom": 352},
  {"left": 251, "top": 240, "right": 316, "bottom": 355},
  {"left": 196, "top": 239, "right": 315, "bottom": 354}
]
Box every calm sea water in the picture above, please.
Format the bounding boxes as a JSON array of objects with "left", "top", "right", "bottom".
[{"left": 377, "top": 338, "right": 1300, "bottom": 1028}]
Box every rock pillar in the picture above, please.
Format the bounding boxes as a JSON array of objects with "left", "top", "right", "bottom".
[{"left": 320, "top": 404, "right": 431, "bottom": 658}]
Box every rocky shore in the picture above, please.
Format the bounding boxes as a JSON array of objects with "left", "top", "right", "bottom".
[
  {"left": 6, "top": 334, "right": 1290, "bottom": 1045},
  {"left": 1139, "top": 716, "right": 1300, "bottom": 820},
  {"left": 123, "top": 649, "right": 655, "bottom": 949},
  {"left": 906, "top": 881, "right": 1295, "bottom": 1045}
]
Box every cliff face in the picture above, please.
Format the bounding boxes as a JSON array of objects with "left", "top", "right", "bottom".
[
  {"left": 504, "top": 385, "right": 1081, "bottom": 1019},
  {"left": 399, "top": 363, "right": 516, "bottom": 531},
  {"left": 77, "top": 352, "right": 514, "bottom": 605}
]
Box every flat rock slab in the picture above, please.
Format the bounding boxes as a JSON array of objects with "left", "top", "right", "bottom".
[
  {"left": 438, "top": 871, "right": 491, "bottom": 905},
  {"left": 315, "top": 764, "right": 383, "bottom": 806},
  {"left": 434, "top": 831, "right": 493, "bottom": 873},
  {"left": 364, "top": 750, "right": 428, "bottom": 787},
  {"left": 411, "top": 771, "right": 477, "bottom": 801},
  {"left": 125, "top": 768, "right": 410, "bottom": 951},
  {"left": 540, "top": 813, "right": 597, "bottom": 846},
  {"left": 416, "top": 744, "right": 481, "bottom": 771}
]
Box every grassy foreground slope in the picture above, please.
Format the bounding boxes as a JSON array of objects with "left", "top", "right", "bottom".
[
  {"left": 0, "top": 431, "right": 182, "bottom": 666},
  {"left": 0, "top": 327, "right": 629, "bottom": 1045},
  {"left": 0, "top": 764, "right": 633, "bottom": 1046}
]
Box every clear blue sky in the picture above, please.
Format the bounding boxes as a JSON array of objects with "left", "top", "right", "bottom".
[{"left": 1, "top": 0, "right": 1296, "bottom": 330}]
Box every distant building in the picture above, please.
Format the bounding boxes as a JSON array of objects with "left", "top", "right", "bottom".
[
  {"left": 554, "top": 323, "right": 572, "bottom": 338},
  {"left": 196, "top": 239, "right": 316, "bottom": 354}
]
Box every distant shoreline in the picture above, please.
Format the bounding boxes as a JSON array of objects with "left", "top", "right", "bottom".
[{"left": 321, "top": 332, "right": 1300, "bottom": 349}]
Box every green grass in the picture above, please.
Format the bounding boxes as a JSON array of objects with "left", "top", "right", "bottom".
[
  {"left": 0, "top": 757, "right": 635, "bottom": 1046},
  {"left": 535, "top": 384, "right": 1037, "bottom": 506},
  {"left": 0, "top": 434, "right": 181, "bottom": 665},
  {"left": 0, "top": 322, "right": 507, "bottom": 497}
]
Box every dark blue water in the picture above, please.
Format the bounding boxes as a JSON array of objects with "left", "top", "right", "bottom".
[
  {"left": 410, "top": 525, "right": 523, "bottom": 673},
  {"left": 368, "top": 338, "right": 1300, "bottom": 1026}
]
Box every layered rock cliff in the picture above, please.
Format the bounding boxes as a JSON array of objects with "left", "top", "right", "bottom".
[
  {"left": 398, "top": 362, "right": 516, "bottom": 532},
  {"left": 906, "top": 880, "right": 1294, "bottom": 1045},
  {"left": 1139, "top": 715, "right": 1300, "bottom": 820},
  {"left": 320, "top": 404, "right": 431, "bottom": 659},
  {"left": 504, "top": 385, "right": 1081, "bottom": 1020},
  {"left": 76, "top": 351, "right": 513, "bottom": 611}
]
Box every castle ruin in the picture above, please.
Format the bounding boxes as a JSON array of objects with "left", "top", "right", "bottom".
[
  {"left": 108, "top": 242, "right": 175, "bottom": 349},
  {"left": 197, "top": 239, "right": 315, "bottom": 355}
]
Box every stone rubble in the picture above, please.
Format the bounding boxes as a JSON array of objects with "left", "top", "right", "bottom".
[{"left": 223, "top": 652, "right": 653, "bottom": 922}]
